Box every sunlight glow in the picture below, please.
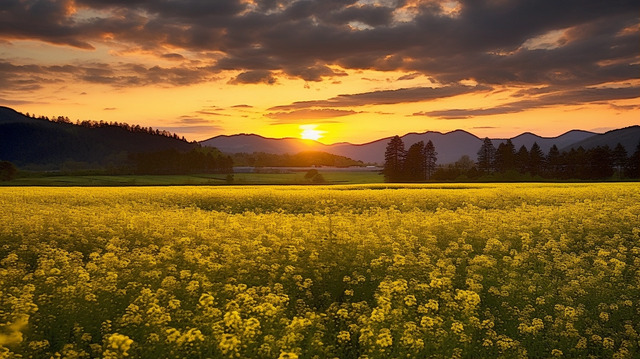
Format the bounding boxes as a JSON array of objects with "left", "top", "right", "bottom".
[{"left": 300, "top": 125, "right": 324, "bottom": 141}]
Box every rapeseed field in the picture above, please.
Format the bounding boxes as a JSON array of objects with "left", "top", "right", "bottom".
[{"left": 0, "top": 183, "right": 638, "bottom": 358}]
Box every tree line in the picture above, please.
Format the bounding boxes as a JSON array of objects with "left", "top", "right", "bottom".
[
  {"left": 384, "top": 136, "right": 640, "bottom": 182},
  {"left": 128, "top": 148, "right": 233, "bottom": 175},
  {"left": 22, "top": 111, "right": 191, "bottom": 143},
  {"left": 383, "top": 136, "right": 438, "bottom": 182},
  {"left": 469, "top": 138, "right": 640, "bottom": 180}
]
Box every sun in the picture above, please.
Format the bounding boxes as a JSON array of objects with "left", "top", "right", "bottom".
[{"left": 300, "top": 124, "right": 324, "bottom": 141}]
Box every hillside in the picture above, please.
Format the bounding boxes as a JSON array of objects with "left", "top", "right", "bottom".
[
  {"left": 561, "top": 126, "right": 640, "bottom": 153},
  {"left": 202, "top": 128, "right": 621, "bottom": 165},
  {"left": 0, "top": 107, "right": 196, "bottom": 170}
]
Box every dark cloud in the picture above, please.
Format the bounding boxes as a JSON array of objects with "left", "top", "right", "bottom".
[
  {"left": 269, "top": 84, "right": 492, "bottom": 111},
  {"left": 418, "top": 86, "right": 640, "bottom": 119},
  {"left": 265, "top": 109, "right": 358, "bottom": 122},
  {"left": 231, "top": 104, "right": 253, "bottom": 108},
  {"left": 0, "top": 0, "right": 637, "bottom": 93},
  {"left": 229, "top": 70, "right": 277, "bottom": 85},
  {"left": 0, "top": 59, "right": 218, "bottom": 90},
  {"left": 103, "top": 107, "right": 117, "bottom": 110}
]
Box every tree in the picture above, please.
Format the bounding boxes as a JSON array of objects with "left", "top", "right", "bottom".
[
  {"left": 588, "top": 146, "right": 613, "bottom": 179},
  {"left": 383, "top": 136, "right": 406, "bottom": 182},
  {"left": 477, "top": 138, "right": 496, "bottom": 174},
  {"left": 528, "top": 142, "right": 545, "bottom": 176},
  {"left": 494, "top": 139, "right": 516, "bottom": 172},
  {"left": 515, "top": 145, "right": 529, "bottom": 174},
  {"left": 423, "top": 140, "right": 438, "bottom": 180},
  {"left": 0, "top": 161, "right": 17, "bottom": 181},
  {"left": 545, "top": 144, "right": 562, "bottom": 178},
  {"left": 625, "top": 142, "right": 640, "bottom": 178},
  {"left": 612, "top": 143, "right": 627, "bottom": 178},
  {"left": 403, "top": 141, "right": 425, "bottom": 181}
]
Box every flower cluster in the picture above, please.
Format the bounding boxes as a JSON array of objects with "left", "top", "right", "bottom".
[{"left": 0, "top": 183, "right": 638, "bottom": 358}]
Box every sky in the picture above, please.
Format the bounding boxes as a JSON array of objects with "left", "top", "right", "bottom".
[{"left": 0, "top": 0, "right": 638, "bottom": 144}]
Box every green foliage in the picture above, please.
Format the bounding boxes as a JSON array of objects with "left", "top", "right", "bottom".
[{"left": 232, "top": 151, "right": 364, "bottom": 167}]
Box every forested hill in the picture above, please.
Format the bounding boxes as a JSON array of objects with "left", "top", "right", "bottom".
[{"left": 0, "top": 106, "right": 199, "bottom": 171}]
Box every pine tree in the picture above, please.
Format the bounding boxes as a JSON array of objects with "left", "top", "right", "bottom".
[
  {"left": 494, "top": 139, "right": 516, "bottom": 173},
  {"left": 529, "top": 142, "right": 545, "bottom": 176},
  {"left": 423, "top": 140, "right": 438, "bottom": 180},
  {"left": 515, "top": 145, "right": 529, "bottom": 174},
  {"left": 383, "top": 136, "right": 406, "bottom": 182},
  {"left": 625, "top": 142, "right": 640, "bottom": 178},
  {"left": 477, "top": 138, "right": 496, "bottom": 174},
  {"left": 404, "top": 141, "right": 425, "bottom": 181},
  {"left": 612, "top": 143, "right": 628, "bottom": 178},
  {"left": 545, "top": 144, "right": 561, "bottom": 178}
]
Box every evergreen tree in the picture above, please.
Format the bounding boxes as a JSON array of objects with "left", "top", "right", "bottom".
[
  {"left": 515, "top": 145, "right": 529, "bottom": 174},
  {"left": 528, "top": 142, "right": 545, "bottom": 176},
  {"left": 588, "top": 146, "right": 613, "bottom": 179},
  {"left": 494, "top": 139, "right": 516, "bottom": 173},
  {"left": 612, "top": 143, "right": 628, "bottom": 178},
  {"left": 404, "top": 141, "right": 426, "bottom": 181},
  {"left": 477, "top": 138, "right": 496, "bottom": 174},
  {"left": 0, "top": 161, "right": 17, "bottom": 181},
  {"left": 566, "top": 147, "right": 588, "bottom": 179},
  {"left": 383, "top": 136, "right": 406, "bottom": 182},
  {"left": 423, "top": 140, "right": 438, "bottom": 180},
  {"left": 625, "top": 142, "right": 640, "bottom": 178},
  {"left": 545, "top": 144, "right": 562, "bottom": 178}
]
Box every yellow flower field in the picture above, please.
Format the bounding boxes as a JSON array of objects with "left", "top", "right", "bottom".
[{"left": 1, "top": 183, "right": 639, "bottom": 358}]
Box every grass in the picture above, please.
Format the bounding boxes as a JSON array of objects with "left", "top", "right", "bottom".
[{"left": 1, "top": 170, "right": 385, "bottom": 186}]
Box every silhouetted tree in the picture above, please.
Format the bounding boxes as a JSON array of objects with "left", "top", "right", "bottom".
[
  {"left": 423, "top": 140, "right": 438, "bottom": 180},
  {"left": 515, "top": 145, "right": 529, "bottom": 174},
  {"left": 545, "top": 145, "right": 562, "bottom": 178},
  {"left": 404, "top": 141, "right": 426, "bottom": 181},
  {"left": 0, "top": 161, "right": 17, "bottom": 181},
  {"left": 477, "top": 138, "right": 496, "bottom": 173},
  {"left": 528, "top": 142, "right": 545, "bottom": 176},
  {"left": 588, "top": 146, "right": 613, "bottom": 179},
  {"left": 612, "top": 143, "right": 628, "bottom": 178},
  {"left": 625, "top": 142, "right": 640, "bottom": 178},
  {"left": 494, "top": 139, "right": 516, "bottom": 173},
  {"left": 383, "top": 136, "right": 406, "bottom": 182}
]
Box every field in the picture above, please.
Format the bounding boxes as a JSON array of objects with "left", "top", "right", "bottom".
[
  {"left": 1, "top": 171, "right": 384, "bottom": 186},
  {"left": 1, "top": 183, "right": 639, "bottom": 358}
]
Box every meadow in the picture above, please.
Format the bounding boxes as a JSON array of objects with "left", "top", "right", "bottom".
[{"left": 0, "top": 183, "right": 638, "bottom": 358}]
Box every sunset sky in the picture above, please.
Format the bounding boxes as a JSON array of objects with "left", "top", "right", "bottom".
[{"left": 1, "top": 0, "right": 638, "bottom": 144}]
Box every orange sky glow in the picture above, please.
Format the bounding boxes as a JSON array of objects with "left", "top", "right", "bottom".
[{"left": 1, "top": 1, "right": 638, "bottom": 144}]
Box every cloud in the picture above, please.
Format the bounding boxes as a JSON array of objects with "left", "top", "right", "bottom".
[
  {"left": 228, "top": 70, "right": 277, "bottom": 85},
  {"left": 0, "top": 0, "right": 637, "bottom": 92},
  {"left": 269, "top": 84, "right": 492, "bottom": 111},
  {"left": 0, "top": 60, "right": 218, "bottom": 90},
  {"left": 103, "top": 107, "right": 117, "bottom": 110},
  {"left": 175, "top": 117, "right": 218, "bottom": 125},
  {"left": 418, "top": 85, "right": 640, "bottom": 119},
  {"left": 195, "top": 110, "right": 231, "bottom": 117},
  {"left": 265, "top": 109, "right": 358, "bottom": 123},
  {"left": 231, "top": 104, "right": 253, "bottom": 108},
  {"left": 159, "top": 125, "right": 225, "bottom": 134}
]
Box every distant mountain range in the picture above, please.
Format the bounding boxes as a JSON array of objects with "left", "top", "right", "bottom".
[
  {"left": 201, "top": 126, "right": 640, "bottom": 165},
  {"left": 2, "top": 105, "right": 638, "bottom": 169}
]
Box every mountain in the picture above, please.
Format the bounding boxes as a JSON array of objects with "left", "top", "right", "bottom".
[
  {"left": 494, "top": 130, "right": 596, "bottom": 154},
  {"left": 0, "top": 106, "right": 195, "bottom": 170},
  {"left": 561, "top": 126, "right": 640, "bottom": 153},
  {"left": 201, "top": 128, "right": 614, "bottom": 165}
]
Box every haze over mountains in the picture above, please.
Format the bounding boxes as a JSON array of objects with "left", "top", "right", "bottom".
[
  {"left": 201, "top": 127, "right": 640, "bottom": 165},
  {"left": 2, "top": 106, "right": 638, "bottom": 168}
]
